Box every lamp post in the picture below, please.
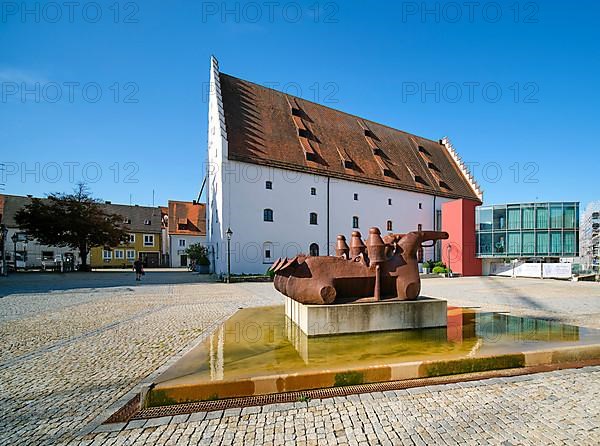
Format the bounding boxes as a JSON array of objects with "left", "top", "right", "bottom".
[
  {"left": 0, "top": 225, "right": 7, "bottom": 276},
  {"left": 446, "top": 243, "right": 452, "bottom": 278},
  {"left": 226, "top": 227, "right": 233, "bottom": 283},
  {"left": 11, "top": 233, "right": 17, "bottom": 273}
]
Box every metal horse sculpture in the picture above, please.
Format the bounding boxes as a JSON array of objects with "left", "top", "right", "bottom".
[{"left": 270, "top": 228, "right": 449, "bottom": 305}]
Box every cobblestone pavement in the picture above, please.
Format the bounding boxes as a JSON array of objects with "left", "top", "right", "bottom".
[
  {"left": 72, "top": 366, "right": 600, "bottom": 446},
  {"left": 421, "top": 276, "right": 600, "bottom": 329},
  {"left": 0, "top": 279, "right": 280, "bottom": 446},
  {"left": 1, "top": 275, "right": 599, "bottom": 445}
]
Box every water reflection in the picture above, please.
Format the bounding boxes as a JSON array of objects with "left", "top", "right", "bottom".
[{"left": 155, "top": 305, "right": 594, "bottom": 387}]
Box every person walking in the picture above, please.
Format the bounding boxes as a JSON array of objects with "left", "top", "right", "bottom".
[{"left": 133, "top": 257, "right": 144, "bottom": 281}]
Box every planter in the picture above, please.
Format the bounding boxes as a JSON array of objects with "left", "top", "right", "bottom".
[
  {"left": 422, "top": 267, "right": 430, "bottom": 274},
  {"left": 196, "top": 264, "right": 210, "bottom": 274}
]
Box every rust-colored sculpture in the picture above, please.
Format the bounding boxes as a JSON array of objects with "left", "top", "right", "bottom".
[{"left": 270, "top": 228, "right": 448, "bottom": 305}]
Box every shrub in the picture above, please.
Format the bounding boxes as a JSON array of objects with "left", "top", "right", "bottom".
[
  {"left": 186, "top": 244, "right": 210, "bottom": 265},
  {"left": 432, "top": 266, "right": 447, "bottom": 274}
]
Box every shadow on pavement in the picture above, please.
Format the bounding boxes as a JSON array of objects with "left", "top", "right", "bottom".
[{"left": 0, "top": 271, "right": 217, "bottom": 298}]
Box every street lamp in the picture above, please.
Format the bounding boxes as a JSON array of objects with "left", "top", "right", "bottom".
[
  {"left": 11, "top": 233, "right": 18, "bottom": 273},
  {"left": 446, "top": 244, "right": 453, "bottom": 278},
  {"left": 0, "top": 224, "right": 7, "bottom": 276},
  {"left": 226, "top": 227, "right": 233, "bottom": 283}
]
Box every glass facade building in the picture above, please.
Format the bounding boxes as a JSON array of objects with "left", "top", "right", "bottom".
[{"left": 476, "top": 202, "right": 579, "bottom": 258}]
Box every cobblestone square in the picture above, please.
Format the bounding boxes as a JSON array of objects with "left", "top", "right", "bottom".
[{"left": 1, "top": 274, "right": 599, "bottom": 445}]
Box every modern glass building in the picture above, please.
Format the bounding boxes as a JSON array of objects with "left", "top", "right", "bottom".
[{"left": 476, "top": 202, "right": 579, "bottom": 259}]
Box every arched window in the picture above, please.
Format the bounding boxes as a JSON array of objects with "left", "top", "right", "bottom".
[
  {"left": 352, "top": 216, "right": 359, "bottom": 229},
  {"left": 310, "top": 212, "right": 318, "bottom": 225},
  {"left": 309, "top": 243, "right": 319, "bottom": 256},
  {"left": 418, "top": 224, "right": 422, "bottom": 231},
  {"left": 387, "top": 220, "right": 393, "bottom": 231},
  {"left": 263, "top": 242, "right": 273, "bottom": 263},
  {"left": 265, "top": 181, "right": 272, "bottom": 190},
  {"left": 310, "top": 187, "right": 316, "bottom": 195},
  {"left": 263, "top": 208, "right": 273, "bottom": 222}
]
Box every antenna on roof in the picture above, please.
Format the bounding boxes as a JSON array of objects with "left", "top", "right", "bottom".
[
  {"left": 129, "top": 194, "right": 132, "bottom": 206},
  {"left": 152, "top": 190, "right": 155, "bottom": 207}
]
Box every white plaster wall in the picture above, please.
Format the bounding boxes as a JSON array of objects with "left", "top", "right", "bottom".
[
  {"left": 210, "top": 160, "right": 451, "bottom": 275},
  {"left": 169, "top": 235, "right": 206, "bottom": 267},
  {"left": 3, "top": 227, "right": 85, "bottom": 268},
  {"left": 206, "top": 56, "right": 228, "bottom": 274}
]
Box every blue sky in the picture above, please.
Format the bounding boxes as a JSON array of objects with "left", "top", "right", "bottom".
[{"left": 1, "top": 0, "right": 598, "bottom": 209}]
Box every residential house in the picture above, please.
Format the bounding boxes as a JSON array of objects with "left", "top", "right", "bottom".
[
  {"left": 0, "top": 194, "right": 82, "bottom": 269},
  {"left": 90, "top": 203, "right": 164, "bottom": 268},
  {"left": 168, "top": 200, "right": 206, "bottom": 267}
]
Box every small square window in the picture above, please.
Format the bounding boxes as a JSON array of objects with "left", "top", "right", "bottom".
[
  {"left": 265, "top": 181, "right": 272, "bottom": 190},
  {"left": 353, "top": 193, "right": 358, "bottom": 201},
  {"left": 310, "top": 187, "right": 316, "bottom": 196},
  {"left": 265, "top": 249, "right": 271, "bottom": 259},
  {"left": 144, "top": 235, "right": 154, "bottom": 246},
  {"left": 179, "top": 239, "right": 186, "bottom": 247}
]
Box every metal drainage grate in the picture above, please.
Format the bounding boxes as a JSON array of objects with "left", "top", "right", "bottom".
[{"left": 116, "top": 358, "right": 600, "bottom": 422}]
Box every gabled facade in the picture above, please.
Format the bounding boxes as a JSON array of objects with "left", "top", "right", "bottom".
[
  {"left": 206, "top": 57, "right": 483, "bottom": 275},
  {"left": 167, "top": 200, "right": 206, "bottom": 267},
  {"left": 89, "top": 203, "right": 164, "bottom": 268}
]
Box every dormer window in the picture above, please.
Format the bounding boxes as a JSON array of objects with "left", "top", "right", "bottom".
[
  {"left": 439, "top": 181, "right": 452, "bottom": 190},
  {"left": 298, "top": 128, "right": 311, "bottom": 138},
  {"left": 144, "top": 219, "right": 151, "bottom": 225},
  {"left": 123, "top": 218, "right": 131, "bottom": 224},
  {"left": 291, "top": 107, "right": 302, "bottom": 117},
  {"left": 418, "top": 145, "right": 431, "bottom": 156},
  {"left": 414, "top": 176, "right": 429, "bottom": 186}
]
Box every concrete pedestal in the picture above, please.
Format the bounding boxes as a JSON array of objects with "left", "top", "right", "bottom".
[{"left": 285, "top": 296, "right": 447, "bottom": 337}]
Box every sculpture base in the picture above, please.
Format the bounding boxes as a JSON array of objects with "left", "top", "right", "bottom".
[{"left": 284, "top": 296, "right": 447, "bottom": 337}]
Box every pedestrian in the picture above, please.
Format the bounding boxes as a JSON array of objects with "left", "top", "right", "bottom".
[{"left": 133, "top": 257, "right": 144, "bottom": 281}]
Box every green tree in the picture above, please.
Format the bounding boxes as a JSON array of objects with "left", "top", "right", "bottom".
[
  {"left": 185, "top": 243, "right": 210, "bottom": 266},
  {"left": 15, "top": 183, "right": 130, "bottom": 271}
]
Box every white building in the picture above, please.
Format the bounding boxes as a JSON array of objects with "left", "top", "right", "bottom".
[
  {"left": 0, "top": 194, "right": 84, "bottom": 269},
  {"left": 206, "top": 57, "right": 483, "bottom": 275},
  {"left": 167, "top": 200, "right": 206, "bottom": 267},
  {"left": 580, "top": 201, "right": 600, "bottom": 273}
]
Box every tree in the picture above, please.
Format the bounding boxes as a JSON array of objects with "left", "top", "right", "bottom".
[
  {"left": 185, "top": 243, "right": 210, "bottom": 266},
  {"left": 15, "top": 183, "right": 130, "bottom": 271}
]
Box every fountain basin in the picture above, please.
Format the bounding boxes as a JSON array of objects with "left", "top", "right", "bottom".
[{"left": 145, "top": 306, "right": 600, "bottom": 408}]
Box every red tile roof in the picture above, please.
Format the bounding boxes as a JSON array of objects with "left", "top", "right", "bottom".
[
  {"left": 168, "top": 201, "right": 206, "bottom": 236},
  {"left": 220, "top": 73, "right": 481, "bottom": 202}
]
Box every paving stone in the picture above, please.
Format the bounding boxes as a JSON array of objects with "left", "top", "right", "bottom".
[
  {"left": 144, "top": 416, "right": 172, "bottom": 427},
  {"left": 170, "top": 414, "right": 190, "bottom": 424},
  {"left": 2, "top": 278, "right": 600, "bottom": 445}
]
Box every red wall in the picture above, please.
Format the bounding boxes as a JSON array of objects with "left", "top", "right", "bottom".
[{"left": 441, "top": 199, "right": 482, "bottom": 276}]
